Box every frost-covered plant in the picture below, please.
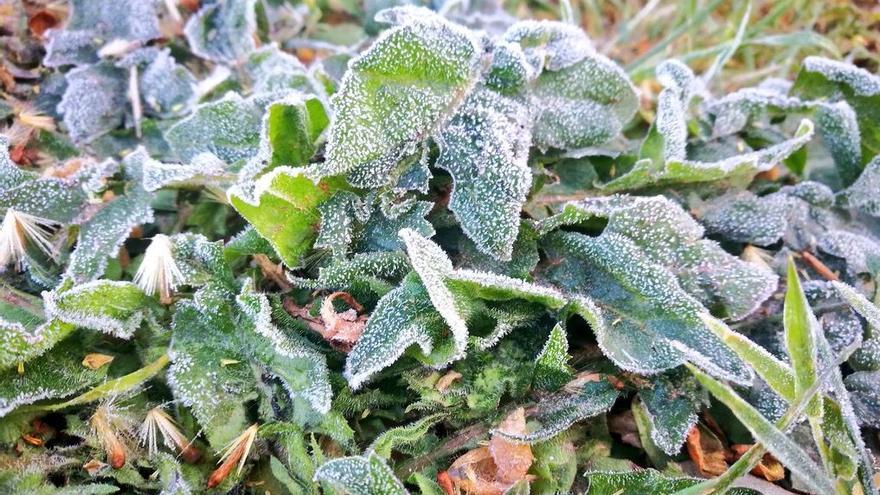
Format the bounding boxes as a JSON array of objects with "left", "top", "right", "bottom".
[{"left": 2, "top": 0, "right": 880, "bottom": 493}]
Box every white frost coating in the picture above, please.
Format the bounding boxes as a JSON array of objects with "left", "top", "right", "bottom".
[
  {"left": 833, "top": 282, "right": 880, "bottom": 330},
  {"left": 838, "top": 155, "right": 880, "bottom": 216},
  {"left": 227, "top": 163, "right": 324, "bottom": 206},
  {"left": 703, "top": 86, "right": 807, "bottom": 137},
  {"left": 502, "top": 20, "right": 594, "bottom": 72},
  {"left": 58, "top": 63, "right": 127, "bottom": 143},
  {"left": 322, "top": 6, "right": 482, "bottom": 187},
  {"left": 399, "top": 228, "right": 468, "bottom": 362},
  {"left": 236, "top": 283, "right": 332, "bottom": 414},
  {"left": 43, "top": 280, "right": 146, "bottom": 339},
  {"left": 530, "top": 52, "right": 639, "bottom": 151},
  {"left": 449, "top": 269, "right": 566, "bottom": 307},
  {"left": 802, "top": 56, "right": 880, "bottom": 96},
  {"left": 818, "top": 230, "right": 880, "bottom": 276},
  {"left": 165, "top": 92, "right": 262, "bottom": 164},
  {"left": 184, "top": 0, "right": 257, "bottom": 63},
  {"left": 143, "top": 152, "right": 228, "bottom": 192},
  {"left": 314, "top": 453, "right": 409, "bottom": 495},
  {"left": 435, "top": 89, "right": 532, "bottom": 260}
]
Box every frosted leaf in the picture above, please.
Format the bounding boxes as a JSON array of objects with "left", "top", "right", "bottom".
[
  {"left": 435, "top": 88, "right": 532, "bottom": 260},
  {"left": 818, "top": 230, "right": 880, "bottom": 276},
  {"left": 698, "top": 191, "right": 788, "bottom": 246},
  {"left": 165, "top": 93, "right": 263, "bottom": 164},
  {"left": 0, "top": 318, "right": 75, "bottom": 372},
  {"left": 168, "top": 301, "right": 254, "bottom": 448},
  {"left": 493, "top": 379, "right": 619, "bottom": 443},
  {"left": 142, "top": 152, "right": 230, "bottom": 192},
  {"left": 57, "top": 63, "right": 127, "bottom": 143},
  {"left": 838, "top": 155, "right": 880, "bottom": 216},
  {"left": 485, "top": 41, "right": 532, "bottom": 94},
  {"left": 605, "top": 119, "right": 814, "bottom": 192},
  {"left": 122, "top": 48, "right": 197, "bottom": 118},
  {"left": 400, "top": 226, "right": 467, "bottom": 358},
  {"left": 315, "top": 192, "right": 370, "bottom": 258},
  {"left": 44, "top": 280, "right": 149, "bottom": 339},
  {"left": 457, "top": 221, "right": 539, "bottom": 280},
  {"left": 368, "top": 414, "right": 444, "bottom": 459},
  {"left": 554, "top": 195, "right": 778, "bottom": 320},
  {"left": 184, "top": 0, "right": 257, "bottom": 63},
  {"left": 793, "top": 56, "right": 880, "bottom": 179},
  {"left": 228, "top": 166, "right": 338, "bottom": 267},
  {"left": 288, "top": 251, "right": 411, "bottom": 297},
  {"left": 815, "top": 101, "right": 863, "bottom": 185},
  {"left": 313, "top": 453, "right": 408, "bottom": 495},
  {"left": 236, "top": 282, "right": 332, "bottom": 416},
  {"left": 171, "top": 233, "right": 235, "bottom": 288},
  {"left": 357, "top": 199, "right": 434, "bottom": 254},
  {"left": 238, "top": 93, "right": 330, "bottom": 185},
  {"left": 834, "top": 281, "right": 880, "bottom": 371},
  {"left": 639, "top": 60, "right": 695, "bottom": 164},
  {"left": 0, "top": 172, "right": 88, "bottom": 225},
  {"left": 702, "top": 86, "right": 808, "bottom": 137},
  {"left": 66, "top": 148, "right": 155, "bottom": 282},
  {"left": 321, "top": 6, "right": 482, "bottom": 188},
  {"left": 530, "top": 53, "right": 638, "bottom": 151},
  {"left": 244, "top": 44, "right": 321, "bottom": 95},
  {"left": 845, "top": 371, "right": 880, "bottom": 428},
  {"left": 532, "top": 323, "right": 573, "bottom": 391},
  {"left": 445, "top": 269, "right": 566, "bottom": 309},
  {"left": 639, "top": 371, "right": 704, "bottom": 456},
  {"left": 547, "top": 234, "right": 752, "bottom": 384},
  {"left": 343, "top": 275, "right": 447, "bottom": 390},
  {"left": 583, "top": 471, "right": 760, "bottom": 494},
  {"left": 0, "top": 336, "right": 108, "bottom": 418},
  {"left": 798, "top": 56, "right": 880, "bottom": 98},
  {"left": 43, "top": 0, "right": 161, "bottom": 67},
  {"left": 502, "top": 20, "right": 593, "bottom": 72}
]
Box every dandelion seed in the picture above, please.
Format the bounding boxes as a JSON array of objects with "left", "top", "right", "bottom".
[
  {"left": 134, "top": 234, "right": 184, "bottom": 304},
  {"left": 0, "top": 208, "right": 58, "bottom": 271},
  {"left": 207, "top": 424, "right": 259, "bottom": 488},
  {"left": 139, "top": 406, "right": 201, "bottom": 462},
  {"left": 90, "top": 402, "right": 133, "bottom": 469}
]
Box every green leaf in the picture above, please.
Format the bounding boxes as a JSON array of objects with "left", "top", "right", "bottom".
[
  {"left": 435, "top": 88, "right": 532, "bottom": 260},
  {"left": 44, "top": 280, "right": 148, "bottom": 339},
  {"left": 228, "top": 167, "right": 340, "bottom": 267},
  {"left": 65, "top": 148, "right": 155, "bottom": 283},
  {"left": 184, "top": 0, "right": 257, "bottom": 63},
  {"left": 687, "top": 364, "right": 836, "bottom": 495},
  {"left": 57, "top": 63, "right": 128, "bottom": 143},
  {"left": 783, "top": 258, "right": 823, "bottom": 417},
  {"left": 533, "top": 323, "right": 573, "bottom": 391},
  {"left": 368, "top": 413, "right": 444, "bottom": 459},
  {"left": 530, "top": 52, "right": 638, "bottom": 150},
  {"left": 289, "top": 251, "right": 411, "bottom": 298},
  {"left": 584, "top": 470, "right": 760, "bottom": 495},
  {"left": 833, "top": 281, "right": 880, "bottom": 371},
  {"left": 503, "top": 20, "right": 593, "bottom": 72},
  {"left": 123, "top": 47, "right": 197, "bottom": 118},
  {"left": 165, "top": 93, "right": 263, "bottom": 164},
  {"left": 493, "top": 379, "right": 619, "bottom": 443},
  {"left": 838, "top": 155, "right": 880, "bottom": 216},
  {"left": 244, "top": 44, "right": 322, "bottom": 95},
  {"left": 313, "top": 453, "right": 409, "bottom": 495},
  {"left": 0, "top": 335, "right": 108, "bottom": 417},
  {"left": 321, "top": 6, "right": 482, "bottom": 188},
  {"left": 0, "top": 319, "right": 75, "bottom": 372},
  {"left": 638, "top": 370, "right": 704, "bottom": 456}
]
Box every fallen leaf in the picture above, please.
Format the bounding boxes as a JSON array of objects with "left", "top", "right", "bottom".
[
  {"left": 82, "top": 353, "right": 114, "bottom": 370},
  {"left": 283, "top": 293, "right": 367, "bottom": 352},
  {"left": 447, "top": 408, "right": 535, "bottom": 494},
  {"left": 436, "top": 371, "right": 463, "bottom": 392},
  {"left": 28, "top": 10, "right": 59, "bottom": 38},
  {"left": 686, "top": 424, "right": 728, "bottom": 476},
  {"left": 728, "top": 444, "right": 785, "bottom": 482}
]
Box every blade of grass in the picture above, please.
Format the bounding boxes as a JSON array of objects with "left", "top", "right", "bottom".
[
  {"left": 699, "top": 1, "right": 752, "bottom": 90},
  {"left": 625, "top": 0, "right": 726, "bottom": 74},
  {"left": 685, "top": 364, "right": 837, "bottom": 495},
  {"left": 784, "top": 258, "right": 823, "bottom": 418}
]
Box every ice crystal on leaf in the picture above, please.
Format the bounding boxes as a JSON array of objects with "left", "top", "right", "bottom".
[
  {"left": 503, "top": 20, "right": 593, "bottom": 72},
  {"left": 57, "top": 63, "right": 128, "bottom": 143},
  {"left": 165, "top": 93, "right": 263, "bottom": 164},
  {"left": 313, "top": 452, "right": 408, "bottom": 495},
  {"left": 838, "top": 155, "right": 880, "bottom": 216},
  {"left": 184, "top": 0, "right": 258, "bottom": 63},
  {"left": 44, "top": 279, "right": 149, "bottom": 339},
  {"left": 436, "top": 88, "right": 532, "bottom": 260},
  {"left": 530, "top": 51, "right": 638, "bottom": 151},
  {"left": 321, "top": 6, "right": 482, "bottom": 188}
]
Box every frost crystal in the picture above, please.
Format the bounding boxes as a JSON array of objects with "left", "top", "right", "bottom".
[
  {"left": 58, "top": 63, "right": 127, "bottom": 143},
  {"left": 321, "top": 6, "right": 482, "bottom": 187},
  {"left": 503, "top": 20, "right": 593, "bottom": 72},
  {"left": 184, "top": 0, "right": 258, "bottom": 63},
  {"left": 313, "top": 453, "right": 409, "bottom": 495}
]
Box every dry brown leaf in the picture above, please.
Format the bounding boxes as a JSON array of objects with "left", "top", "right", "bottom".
[
  {"left": 436, "top": 371, "right": 462, "bottom": 392},
  {"left": 447, "top": 408, "right": 535, "bottom": 494},
  {"left": 27, "top": 10, "right": 59, "bottom": 38},
  {"left": 686, "top": 424, "right": 728, "bottom": 476},
  {"left": 729, "top": 444, "right": 785, "bottom": 482},
  {"left": 437, "top": 470, "right": 455, "bottom": 495},
  {"left": 253, "top": 253, "right": 291, "bottom": 290},
  {"left": 82, "top": 459, "right": 107, "bottom": 476},
  {"left": 283, "top": 294, "right": 367, "bottom": 352},
  {"left": 82, "top": 353, "right": 114, "bottom": 370}
]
